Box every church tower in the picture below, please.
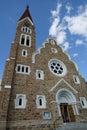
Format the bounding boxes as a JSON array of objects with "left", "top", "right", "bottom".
[{"left": 0, "top": 6, "right": 36, "bottom": 129}]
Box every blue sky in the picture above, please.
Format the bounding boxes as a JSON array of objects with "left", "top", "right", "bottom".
[{"left": 0, "top": 0, "right": 87, "bottom": 81}]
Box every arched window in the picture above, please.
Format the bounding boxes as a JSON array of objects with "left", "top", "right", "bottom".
[
  {"left": 21, "top": 26, "right": 31, "bottom": 33},
  {"left": 38, "top": 72, "right": 41, "bottom": 78},
  {"left": 23, "top": 50, "right": 25, "bottom": 56},
  {"left": 36, "top": 70, "right": 44, "bottom": 80},
  {"left": 39, "top": 98, "right": 42, "bottom": 106},
  {"left": 73, "top": 75, "right": 80, "bottom": 84},
  {"left": 26, "top": 36, "right": 29, "bottom": 46},
  {"left": 15, "top": 94, "right": 27, "bottom": 109},
  {"left": 82, "top": 100, "right": 84, "bottom": 106},
  {"left": 22, "top": 50, "right": 27, "bottom": 57},
  {"left": 22, "top": 66, "right": 24, "bottom": 72},
  {"left": 16, "top": 64, "right": 30, "bottom": 75},
  {"left": 26, "top": 67, "right": 29, "bottom": 73},
  {"left": 21, "top": 35, "right": 25, "bottom": 45},
  {"left": 80, "top": 97, "right": 87, "bottom": 108},
  {"left": 18, "top": 97, "right": 23, "bottom": 106},
  {"left": 25, "top": 27, "right": 27, "bottom": 32},
  {"left": 36, "top": 95, "right": 46, "bottom": 109},
  {"left": 20, "top": 34, "right": 31, "bottom": 47},
  {"left": 17, "top": 65, "right": 20, "bottom": 72}
]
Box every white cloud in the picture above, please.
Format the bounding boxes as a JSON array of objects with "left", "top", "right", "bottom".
[
  {"left": 77, "top": 5, "right": 85, "bottom": 14},
  {"left": 63, "top": 42, "right": 70, "bottom": 51},
  {"left": 64, "top": 6, "right": 87, "bottom": 38},
  {"left": 49, "top": 3, "right": 62, "bottom": 36},
  {"left": 49, "top": 2, "right": 70, "bottom": 51},
  {"left": 65, "top": 4, "right": 72, "bottom": 14},
  {"left": 73, "top": 53, "right": 78, "bottom": 57},
  {"left": 49, "top": 2, "right": 87, "bottom": 52},
  {"left": 50, "top": 3, "right": 62, "bottom": 18},
  {"left": 56, "top": 31, "right": 67, "bottom": 44},
  {"left": 49, "top": 18, "right": 59, "bottom": 36},
  {"left": 76, "top": 40, "right": 84, "bottom": 45}
]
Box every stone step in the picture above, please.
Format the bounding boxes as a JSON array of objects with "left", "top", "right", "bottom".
[{"left": 56, "top": 122, "right": 87, "bottom": 130}]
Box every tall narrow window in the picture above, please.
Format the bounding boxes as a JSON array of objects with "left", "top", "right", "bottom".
[
  {"left": 19, "top": 98, "right": 22, "bottom": 106},
  {"left": 39, "top": 98, "right": 42, "bottom": 106},
  {"left": 25, "top": 27, "right": 27, "bottom": 32},
  {"left": 15, "top": 94, "right": 27, "bottom": 109},
  {"left": 16, "top": 64, "right": 30, "bottom": 75},
  {"left": 22, "top": 66, "right": 24, "bottom": 72},
  {"left": 26, "top": 36, "right": 29, "bottom": 46},
  {"left": 21, "top": 26, "right": 31, "bottom": 33},
  {"left": 20, "top": 34, "right": 31, "bottom": 47},
  {"left": 36, "top": 70, "right": 44, "bottom": 80},
  {"left": 36, "top": 95, "right": 46, "bottom": 109},
  {"left": 26, "top": 67, "right": 29, "bottom": 73},
  {"left": 21, "top": 35, "right": 25, "bottom": 45},
  {"left": 38, "top": 72, "right": 41, "bottom": 78},
  {"left": 22, "top": 50, "right": 27, "bottom": 57},
  {"left": 80, "top": 97, "right": 87, "bottom": 108},
  {"left": 73, "top": 75, "right": 80, "bottom": 84},
  {"left": 17, "top": 66, "right": 20, "bottom": 72},
  {"left": 23, "top": 28, "right": 24, "bottom": 31},
  {"left": 82, "top": 100, "right": 85, "bottom": 106},
  {"left": 23, "top": 51, "right": 25, "bottom": 56}
]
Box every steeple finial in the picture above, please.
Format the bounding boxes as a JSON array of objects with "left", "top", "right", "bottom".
[
  {"left": 27, "top": 5, "right": 29, "bottom": 9},
  {"left": 19, "top": 5, "right": 33, "bottom": 23}
]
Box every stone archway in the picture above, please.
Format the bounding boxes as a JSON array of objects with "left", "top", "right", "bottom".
[{"left": 56, "top": 88, "right": 77, "bottom": 123}]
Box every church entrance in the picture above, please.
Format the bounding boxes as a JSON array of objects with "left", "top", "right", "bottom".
[
  {"left": 56, "top": 89, "right": 77, "bottom": 123},
  {"left": 60, "top": 103, "right": 75, "bottom": 123}
]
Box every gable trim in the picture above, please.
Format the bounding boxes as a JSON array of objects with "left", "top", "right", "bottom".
[
  {"left": 49, "top": 78, "right": 78, "bottom": 94},
  {"left": 18, "top": 17, "right": 34, "bottom": 26}
]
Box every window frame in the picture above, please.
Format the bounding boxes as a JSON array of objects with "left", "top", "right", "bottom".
[
  {"left": 22, "top": 49, "right": 27, "bottom": 57},
  {"left": 15, "top": 94, "right": 27, "bottom": 109},
  {"left": 36, "top": 95, "right": 46, "bottom": 109},
  {"left": 21, "top": 26, "right": 32, "bottom": 34},
  {"left": 20, "top": 34, "right": 31, "bottom": 47},
  {"left": 36, "top": 70, "right": 44, "bottom": 80},
  {"left": 48, "top": 59, "right": 67, "bottom": 77},
  {"left": 80, "top": 97, "right": 87, "bottom": 108},
  {"left": 73, "top": 75, "right": 80, "bottom": 84},
  {"left": 16, "top": 64, "right": 30, "bottom": 75}
]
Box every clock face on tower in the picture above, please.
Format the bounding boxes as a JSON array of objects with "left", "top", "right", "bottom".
[{"left": 48, "top": 59, "right": 67, "bottom": 77}]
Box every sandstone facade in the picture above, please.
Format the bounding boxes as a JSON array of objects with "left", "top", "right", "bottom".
[{"left": 0, "top": 6, "right": 87, "bottom": 130}]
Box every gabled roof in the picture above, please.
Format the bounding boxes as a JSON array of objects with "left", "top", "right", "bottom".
[{"left": 19, "top": 5, "right": 33, "bottom": 23}]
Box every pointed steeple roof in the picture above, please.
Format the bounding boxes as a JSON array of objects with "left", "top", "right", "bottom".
[{"left": 19, "top": 5, "right": 33, "bottom": 23}]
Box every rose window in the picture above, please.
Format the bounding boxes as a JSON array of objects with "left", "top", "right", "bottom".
[{"left": 48, "top": 59, "right": 67, "bottom": 77}]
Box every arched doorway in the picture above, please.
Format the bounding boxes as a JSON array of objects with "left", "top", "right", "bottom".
[{"left": 56, "top": 89, "right": 77, "bottom": 123}]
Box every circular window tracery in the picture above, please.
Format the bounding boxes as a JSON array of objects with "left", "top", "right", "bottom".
[{"left": 48, "top": 59, "right": 67, "bottom": 77}]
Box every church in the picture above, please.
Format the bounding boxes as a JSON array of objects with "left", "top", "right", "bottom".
[{"left": 0, "top": 6, "right": 87, "bottom": 130}]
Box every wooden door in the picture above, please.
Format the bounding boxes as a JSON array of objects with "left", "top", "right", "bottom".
[
  {"left": 68, "top": 105, "right": 75, "bottom": 122},
  {"left": 60, "top": 104, "right": 66, "bottom": 122},
  {"left": 60, "top": 103, "right": 75, "bottom": 123}
]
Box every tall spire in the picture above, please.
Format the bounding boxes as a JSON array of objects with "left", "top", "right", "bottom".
[{"left": 19, "top": 5, "right": 33, "bottom": 23}]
